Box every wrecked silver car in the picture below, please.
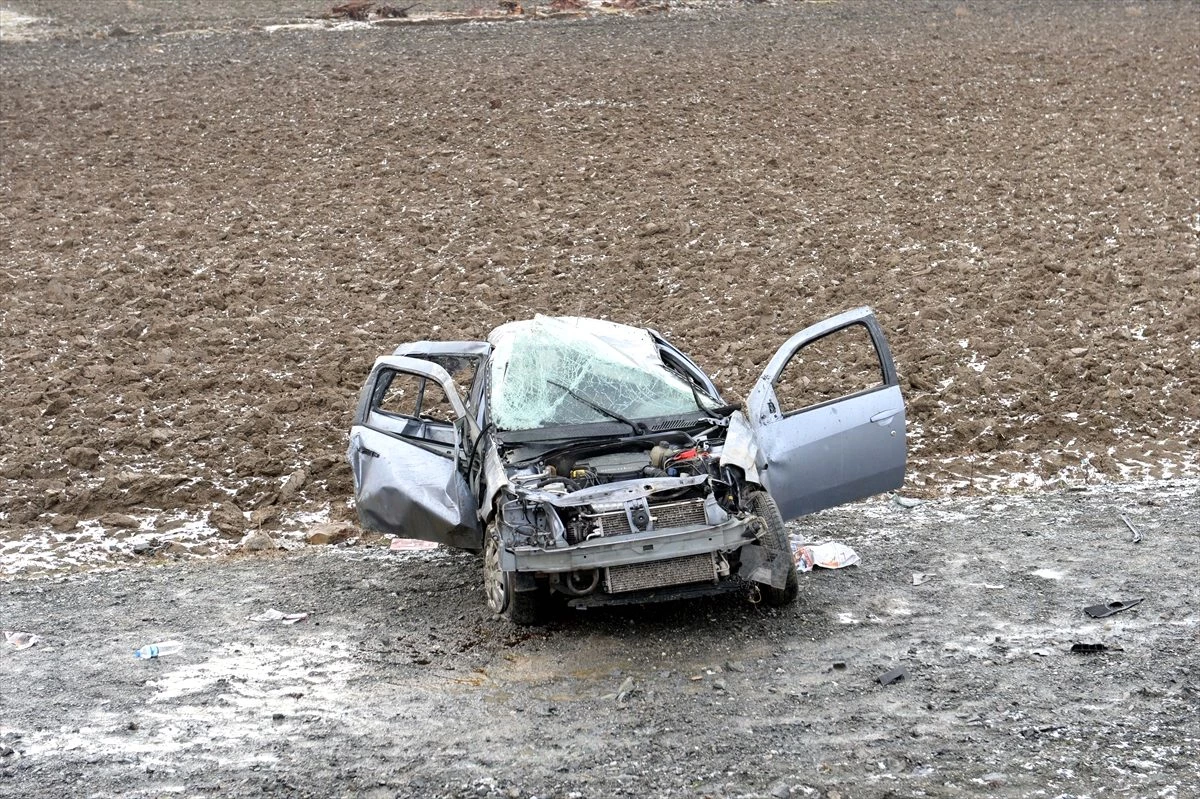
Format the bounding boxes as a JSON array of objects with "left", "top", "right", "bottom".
[{"left": 348, "top": 308, "right": 906, "bottom": 623}]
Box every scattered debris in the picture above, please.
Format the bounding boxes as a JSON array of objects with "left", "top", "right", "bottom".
[
  {"left": 1083, "top": 598, "right": 1143, "bottom": 619},
  {"left": 376, "top": 3, "right": 419, "bottom": 17},
  {"left": 247, "top": 609, "right": 309, "bottom": 624},
  {"left": 795, "top": 542, "right": 861, "bottom": 570},
  {"left": 1120, "top": 514, "right": 1142, "bottom": 543},
  {"left": 133, "top": 640, "right": 183, "bottom": 659},
  {"left": 331, "top": 1, "right": 375, "bottom": 20},
  {"left": 893, "top": 494, "right": 924, "bottom": 509},
  {"left": 615, "top": 676, "right": 634, "bottom": 702},
  {"left": 318, "top": 0, "right": 664, "bottom": 26},
  {"left": 390, "top": 537, "right": 438, "bottom": 551},
  {"left": 1075, "top": 638, "right": 1108, "bottom": 652},
  {"left": 4, "top": 631, "right": 39, "bottom": 650},
  {"left": 912, "top": 572, "right": 937, "bottom": 586},
  {"left": 877, "top": 666, "right": 907, "bottom": 686}
]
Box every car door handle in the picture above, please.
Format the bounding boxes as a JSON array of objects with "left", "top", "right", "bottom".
[
  {"left": 358, "top": 445, "right": 380, "bottom": 458},
  {"left": 870, "top": 410, "right": 899, "bottom": 424}
]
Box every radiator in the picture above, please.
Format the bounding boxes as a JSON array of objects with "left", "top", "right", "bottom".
[
  {"left": 604, "top": 553, "right": 718, "bottom": 593},
  {"left": 594, "top": 498, "right": 708, "bottom": 537}
]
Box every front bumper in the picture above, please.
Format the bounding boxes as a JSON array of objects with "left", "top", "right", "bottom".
[{"left": 501, "top": 517, "right": 756, "bottom": 574}]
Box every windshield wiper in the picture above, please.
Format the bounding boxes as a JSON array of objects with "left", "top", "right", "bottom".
[{"left": 547, "top": 379, "right": 647, "bottom": 436}]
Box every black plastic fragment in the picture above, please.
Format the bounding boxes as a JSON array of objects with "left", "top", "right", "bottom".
[
  {"left": 877, "top": 666, "right": 907, "bottom": 685},
  {"left": 1070, "top": 643, "right": 1109, "bottom": 654},
  {"left": 1084, "top": 598, "right": 1143, "bottom": 618}
]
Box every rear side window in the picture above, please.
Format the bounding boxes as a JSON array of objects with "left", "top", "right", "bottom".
[{"left": 413, "top": 355, "right": 480, "bottom": 411}]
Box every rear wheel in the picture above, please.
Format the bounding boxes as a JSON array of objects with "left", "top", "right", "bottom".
[
  {"left": 483, "top": 523, "right": 546, "bottom": 625},
  {"left": 746, "top": 490, "right": 799, "bottom": 606}
]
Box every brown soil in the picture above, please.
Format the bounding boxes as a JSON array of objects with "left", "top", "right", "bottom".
[{"left": 1, "top": 3, "right": 1197, "bottom": 536}]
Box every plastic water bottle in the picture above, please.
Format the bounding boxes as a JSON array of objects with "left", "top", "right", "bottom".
[{"left": 133, "top": 640, "right": 182, "bottom": 659}]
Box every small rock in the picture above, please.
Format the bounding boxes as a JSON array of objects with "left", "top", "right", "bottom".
[
  {"left": 279, "top": 469, "right": 308, "bottom": 501},
  {"left": 712, "top": 679, "right": 727, "bottom": 692},
  {"left": 209, "top": 502, "right": 246, "bottom": 538},
  {"left": 131, "top": 537, "right": 160, "bottom": 555},
  {"left": 250, "top": 505, "right": 279, "bottom": 527},
  {"left": 305, "top": 522, "right": 354, "bottom": 546},
  {"left": 240, "top": 531, "right": 276, "bottom": 552},
  {"left": 100, "top": 513, "right": 140, "bottom": 529},
  {"left": 50, "top": 514, "right": 79, "bottom": 533},
  {"left": 724, "top": 660, "right": 745, "bottom": 673},
  {"left": 43, "top": 395, "right": 70, "bottom": 416},
  {"left": 65, "top": 446, "right": 100, "bottom": 469}
]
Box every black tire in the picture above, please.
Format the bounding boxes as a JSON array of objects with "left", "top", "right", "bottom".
[
  {"left": 746, "top": 490, "right": 799, "bottom": 606},
  {"left": 483, "top": 524, "right": 546, "bottom": 625}
]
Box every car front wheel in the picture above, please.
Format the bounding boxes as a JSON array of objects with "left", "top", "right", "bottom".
[
  {"left": 483, "top": 523, "right": 546, "bottom": 625},
  {"left": 746, "top": 490, "right": 799, "bottom": 606}
]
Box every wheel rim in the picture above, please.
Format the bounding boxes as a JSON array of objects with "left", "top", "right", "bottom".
[{"left": 484, "top": 531, "right": 509, "bottom": 614}]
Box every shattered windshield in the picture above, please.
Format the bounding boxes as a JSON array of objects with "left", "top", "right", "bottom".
[{"left": 489, "top": 316, "right": 719, "bottom": 432}]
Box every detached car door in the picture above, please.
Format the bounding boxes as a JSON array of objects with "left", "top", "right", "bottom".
[
  {"left": 347, "top": 355, "right": 483, "bottom": 550},
  {"left": 747, "top": 307, "right": 906, "bottom": 521}
]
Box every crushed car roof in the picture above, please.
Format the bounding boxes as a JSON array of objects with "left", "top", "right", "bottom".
[{"left": 487, "top": 315, "right": 712, "bottom": 431}]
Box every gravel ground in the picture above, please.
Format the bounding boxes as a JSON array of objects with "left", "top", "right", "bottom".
[{"left": 2, "top": 481, "right": 1198, "bottom": 797}]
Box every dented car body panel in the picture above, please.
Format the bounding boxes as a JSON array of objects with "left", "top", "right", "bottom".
[{"left": 348, "top": 309, "right": 906, "bottom": 617}]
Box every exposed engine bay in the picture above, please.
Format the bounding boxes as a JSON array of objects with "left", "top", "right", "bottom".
[{"left": 491, "top": 430, "right": 776, "bottom": 603}]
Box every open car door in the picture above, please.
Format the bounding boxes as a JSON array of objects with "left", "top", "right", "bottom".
[
  {"left": 747, "top": 307, "right": 906, "bottom": 521},
  {"left": 347, "top": 355, "right": 483, "bottom": 550}
]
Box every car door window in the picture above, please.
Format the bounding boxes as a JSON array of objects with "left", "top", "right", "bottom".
[
  {"left": 772, "top": 322, "right": 884, "bottom": 415},
  {"left": 377, "top": 370, "right": 456, "bottom": 423},
  {"left": 369, "top": 369, "right": 458, "bottom": 448}
]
